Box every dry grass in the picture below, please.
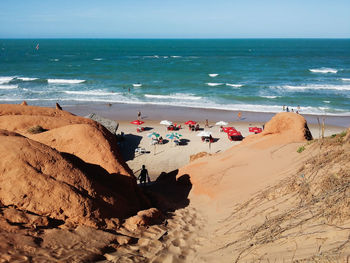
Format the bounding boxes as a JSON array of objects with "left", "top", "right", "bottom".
[{"left": 220, "top": 132, "right": 350, "bottom": 262}]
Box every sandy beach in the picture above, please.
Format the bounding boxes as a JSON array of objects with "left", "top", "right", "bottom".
[
  {"left": 64, "top": 102, "right": 349, "bottom": 180},
  {"left": 117, "top": 120, "right": 344, "bottom": 180}
]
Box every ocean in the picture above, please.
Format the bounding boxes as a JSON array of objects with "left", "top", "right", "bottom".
[{"left": 0, "top": 39, "right": 349, "bottom": 115}]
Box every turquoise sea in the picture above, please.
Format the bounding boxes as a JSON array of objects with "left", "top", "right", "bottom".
[{"left": 0, "top": 39, "right": 349, "bottom": 115}]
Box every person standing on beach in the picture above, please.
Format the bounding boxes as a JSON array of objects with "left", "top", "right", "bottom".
[
  {"left": 137, "top": 111, "right": 141, "bottom": 120},
  {"left": 205, "top": 119, "right": 209, "bottom": 128},
  {"left": 238, "top": 112, "right": 242, "bottom": 120},
  {"left": 138, "top": 165, "right": 150, "bottom": 185}
]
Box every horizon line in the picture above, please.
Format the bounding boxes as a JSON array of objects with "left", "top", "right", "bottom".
[{"left": 1, "top": 37, "right": 349, "bottom": 40}]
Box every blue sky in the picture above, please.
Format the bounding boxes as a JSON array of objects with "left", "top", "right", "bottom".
[{"left": 1, "top": 0, "right": 349, "bottom": 38}]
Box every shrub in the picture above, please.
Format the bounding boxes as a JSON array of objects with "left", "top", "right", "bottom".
[
  {"left": 27, "top": 125, "right": 47, "bottom": 134},
  {"left": 297, "top": 146, "right": 305, "bottom": 153}
]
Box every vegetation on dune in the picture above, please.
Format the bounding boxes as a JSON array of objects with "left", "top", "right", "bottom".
[
  {"left": 221, "top": 130, "right": 350, "bottom": 262},
  {"left": 27, "top": 125, "right": 47, "bottom": 134}
]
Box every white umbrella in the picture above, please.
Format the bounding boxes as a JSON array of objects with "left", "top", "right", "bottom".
[
  {"left": 160, "top": 120, "right": 173, "bottom": 126},
  {"left": 197, "top": 131, "right": 212, "bottom": 137},
  {"left": 215, "top": 121, "right": 228, "bottom": 126}
]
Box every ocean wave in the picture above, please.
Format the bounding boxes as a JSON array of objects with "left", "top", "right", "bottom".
[
  {"left": 143, "top": 55, "right": 159, "bottom": 59},
  {"left": 171, "top": 56, "right": 182, "bottom": 58},
  {"left": 273, "top": 84, "right": 350, "bottom": 91},
  {"left": 261, "top": 95, "right": 278, "bottom": 99},
  {"left": 309, "top": 68, "right": 338, "bottom": 74},
  {"left": 323, "top": 101, "right": 331, "bottom": 103},
  {"left": 209, "top": 74, "right": 219, "bottom": 77},
  {"left": 50, "top": 59, "right": 59, "bottom": 62},
  {"left": 1, "top": 96, "right": 348, "bottom": 116},
  {"left": 342, "top": 78, "right": 350, "bottom": 81},
  {"left": 48, "top": 79, "right": 86, "bottom": 84},
  {"left": 93, "top": 58, "right": 104, "bottom": 61},
  {"left": 226, "top": 83, "right": 243, "bottom": 88},
  {"left": 17, "top": 77, "right": 38, "bottom": 81},
  {"left": 144, "top": 93, "right": 202, "bottom": 101},
  {"left": 206, "top": 83, "right": 224, "bottom": 87},
  {"left": 0, "top": 85, "right": 18, "bottom": 90},
  {"left": 0, "top": 76, "right": 15, "bottom": 84},
  {"left": 64, "top": 90, "right": 117, "bottom": 96}
]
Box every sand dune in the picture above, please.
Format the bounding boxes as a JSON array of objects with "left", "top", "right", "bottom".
[{"left": 0, "top": 104, "right": 349, "bottom": 262}]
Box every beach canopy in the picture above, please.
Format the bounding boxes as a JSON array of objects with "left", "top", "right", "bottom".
[
  {"left": 222, "top": 127, "right": 236, "bottom": 133},
  {"left": 215, "top": 121, "right": 228, "bottom": 126},
  {"left": 130, "top": 120, "right": 144, "bottom": 125},
  {"left": 185, "top": 120, "right": 197, "bottom": 125},
  {"left": 147, "top": 132, "right": 160, "bottom": 138},
  {"left": 160, "top": 120, "right": 173, "bottom": 126},
  {"left": 228, "top": 130, "right": 241, "bottom": 136},
  {"left": 197, "top": 131, "right": 212, "bottom": 137}
]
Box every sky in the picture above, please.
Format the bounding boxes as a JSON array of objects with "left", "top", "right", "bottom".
[{"left": 0, "top": 0, "right": 349, "bottom": 38}]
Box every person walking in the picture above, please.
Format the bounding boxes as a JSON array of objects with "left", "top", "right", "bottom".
[
  {"left": 138, "top": 165, "right": 150, "bottom": 185},
  {"left": 137, "top": 111, "right": 141, "bottom": 120}
]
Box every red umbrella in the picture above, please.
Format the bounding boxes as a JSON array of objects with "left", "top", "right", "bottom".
[
  {"left": 185, "top": 120, "right": 197, "bottom": 125},
  {"left": 130, "top": 120, "right": 144, "bottom": 125}
]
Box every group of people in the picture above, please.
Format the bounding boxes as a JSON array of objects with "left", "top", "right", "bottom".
[
  {"left": 189, "top": 124, "right": 200, "bottom": 131},
  {"left": 151, "top": 136, "right": 163, "bottom": 145},
  {"left": 283, "top": 105, "right": 300, "bottom": 114}
]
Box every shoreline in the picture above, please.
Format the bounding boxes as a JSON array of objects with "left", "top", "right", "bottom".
[{"left": 62, "top": 102, "right": 350, "bottom": 128}]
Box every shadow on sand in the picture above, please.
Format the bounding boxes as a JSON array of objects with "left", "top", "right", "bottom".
[
  {"left": 119, "top": 133, "right": 143, "bottom": 161},
  {"left": 142, "top": 169, "right": 192, "bottom": 212}
]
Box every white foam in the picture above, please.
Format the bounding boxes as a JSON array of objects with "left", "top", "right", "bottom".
[
  {"left": 323, "top": 101, "right": 331, "bottom": 103},
  {"left": 48, "top": 79, "right": 85, "bottom": 84},
  {"left": 0, "top": 76, "right": 15, "bottom": 84},
  {"left": 209, "top": 73, "right": 219, "bottom": 77},
  {"left": 226, "top": 83, "right": 243, "bottom": 88},
  {"left": 341, "top": 78, "right": 350, "bottom": 81},
  {"left": 64, "top": 90, "right": 116, "bottom": 96},
  {"left": 133, "top": 83, "right": 142, "bottom": 87},
  {"left": 309, "top": 68, "right": 338, "bottom": 74},
  {"left": 274, "top": 84, "right": 350, "bottom": 91},
  {"left": 206, "top": 83, "right": 224, "bottom": 87},
  {"left": 17, "top": 77, "right": 38, "bottom": 81},
  {"left": 144, "top": 93, "right": 202, "bottom": 101},
  {"left": 0, "top": 85, "right": 18, "bottom": 90},
  {"left": 93, "top": 58, "right": 104, "bottom": 61},
  {"left": 171, "top": 56, "right": 182, "bottom": 58},
  {"left": 261, "top": 95, "right": 278, "bottom": 99},
  {"left": 50, "top": 59, "right": 59, "bottom": 62}
]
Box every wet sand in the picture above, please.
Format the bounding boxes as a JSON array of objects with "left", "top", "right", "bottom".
[{"left": 63, "top": 102, "right": 350, "bottom": 127}]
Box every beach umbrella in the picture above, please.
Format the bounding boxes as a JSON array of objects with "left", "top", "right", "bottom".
[
  {"left": 172, "top": 132, "right": 182, "bottom": 138},
  {"left": 166, "top": 134, "right": 175, "bottom": 140},
  {"left": 160, "top": 120, "right": 173, "bottom": 126},
  {"left": 130, "top": 120, "right": 144, "bottom": 125},
  {"left": 215, "top": 121, "right": 228, "bottom": 126},
  {"left": 197, "top": 131, "right": 212, "bottom": 137},
  {"left": 185, "top": 120, "right": 197, "bottom": 125},
  {"left": 166, "top": 132, "right": 182, "bottom": 140},
  {"left": 147, "top": 132, "right": 160, "bottom": 138}
]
